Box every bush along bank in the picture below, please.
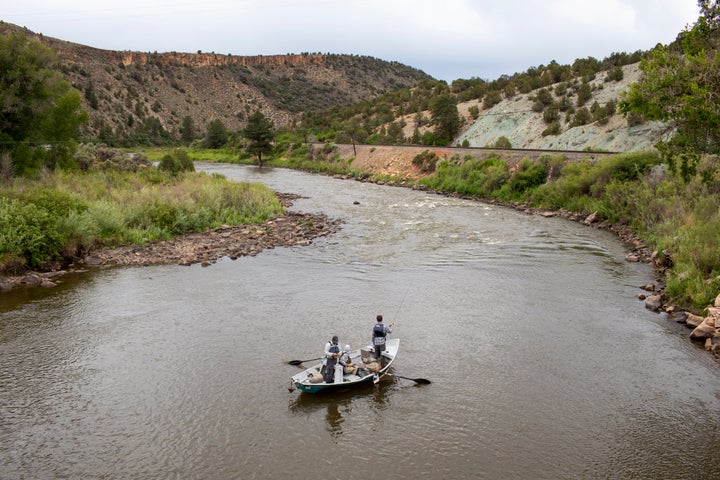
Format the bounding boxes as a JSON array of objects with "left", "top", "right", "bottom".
[{"left": 0, "top": 150, "right": 342, "bottom": 291}]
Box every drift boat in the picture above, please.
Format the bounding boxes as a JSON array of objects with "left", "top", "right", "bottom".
[{"left": 290, "top": 338, "right": 400, "bottom": 394}]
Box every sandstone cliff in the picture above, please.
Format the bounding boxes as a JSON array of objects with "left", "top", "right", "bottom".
[{"left": 0, "top": 21, "right": 432, "bottom": 142}]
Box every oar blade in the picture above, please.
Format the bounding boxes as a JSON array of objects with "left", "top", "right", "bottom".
[{"left": 391, "top": 374, "right": 431, "bottom": 384}]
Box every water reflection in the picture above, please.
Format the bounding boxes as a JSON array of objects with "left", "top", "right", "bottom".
[
  {"left": 288, "top": 380, "right": 393, "bottom": 440},
  {"left": 325, "top": 400, "right": 346, "bottom": 438}
]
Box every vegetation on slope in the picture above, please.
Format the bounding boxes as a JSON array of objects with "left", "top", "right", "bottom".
[
  {"left": 298, "top": 52, "right": 646, "bottom": 148},
  {"left": 0, "top": 20, "right": 432, "bottom": 147}
]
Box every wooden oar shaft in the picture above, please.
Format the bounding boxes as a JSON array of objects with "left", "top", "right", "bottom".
[{"left": 287, "top": 356, "right": 323, "bottom": 365}]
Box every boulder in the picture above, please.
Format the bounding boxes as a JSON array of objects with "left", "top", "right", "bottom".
[
  {"left": 685, "top": 313, "right": 705, "bottom": 328},
  {"left": 665, "top": 305, "right": 680, "bottom": 314},
  {"left": 667, "top": 310, "right": 688, "bottom": 323},
  {"left": 644, "top": 294, "right": 663, "bottom": 312},
  {"left": 20, "top": 274, "right": 42, "bottom": 286},
  {"left": 690, "top": 319, "right": 716, "bottom": 339},
  {"left": 715, "top": 294, "right": 720, "bottom": 308},
  {"left": 584, "top": 212, "right": 599, "bottom": 224},
  {"left": 84, "top": 256, "right": 104, "bottom": 265},
  {"left": 705, "top": 336, "right": 720, "bottom": 353}
]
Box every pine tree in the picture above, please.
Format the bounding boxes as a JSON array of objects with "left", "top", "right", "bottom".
[{"left": 242, "top": 110, "right": 275, "bottom": 166}]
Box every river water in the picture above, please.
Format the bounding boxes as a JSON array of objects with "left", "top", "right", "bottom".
[{"left": 1, "top": 163, "right": 719, "bottom": 480}]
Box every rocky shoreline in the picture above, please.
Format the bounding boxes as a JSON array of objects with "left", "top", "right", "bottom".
[
  {"left": 2, "top": 173, "right": 718, "bottom": 361},
  {"left": 0, "top": 193, "right": 342, "bottom": 292}
]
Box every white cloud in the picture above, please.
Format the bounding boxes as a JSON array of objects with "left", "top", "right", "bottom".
[{"left": 1, "top": 0, "right": 701, "bottom": 81}]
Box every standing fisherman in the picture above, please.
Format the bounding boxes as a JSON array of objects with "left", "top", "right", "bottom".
[
  {"left": 372, "top": 315, "right": 394, "bottom": 364},
  {"left": 323, "top": 336, "right": 342, "bottom": 383}
]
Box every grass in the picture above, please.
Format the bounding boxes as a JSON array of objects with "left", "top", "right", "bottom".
[
  {"left": 134, "top": 147, "right": 239, "bottom": 163},
  {"left": 0, "top": 168, "right": 283, "bottom": 272}
]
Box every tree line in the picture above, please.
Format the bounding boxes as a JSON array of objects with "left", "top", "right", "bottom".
[{"left": 3, "top": 2, "right": 719, "bottom": 176}]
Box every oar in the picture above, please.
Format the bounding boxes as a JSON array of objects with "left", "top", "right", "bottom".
[
  {"left": 287, "top": 356, "right": 323, "bottom": 366},
  {"left": 386, "top": 373, "right": 431, "bottom": 384}
]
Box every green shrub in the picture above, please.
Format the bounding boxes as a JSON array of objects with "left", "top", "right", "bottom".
[
  {"left": 543, "top": 105, "right": 560, "bottom": 124},
  {"left": 419, "top": 155, "right": 511, "bottom": 197},
  {"left": 158, "top": 149, "right": 195, "bottom": 175},
  {"left": 585, "top": 151, "right": 664, "bottom": 191},
  {"left": 14, "top": 187, "right": 88, "bottom": 217},
  {"left": 505, "top": 161, "right": 548, "bottom": 197},
  {"left": 542, "top": 121, "right": 561, "bottom": 136},
  {"left": 605, "top": 66, "right": 624, "bottom": 82},
  {"left": 0, "top": 197, "right": 64, "bottom": 268},
  {"left": 490, "top": 136, "right": 512, "bottom": 149},
  {"left": 576, "top": 82, "right": 592, "bottom": 106},
  {"left": 482, "top": 91, "right": 502, "bottom": 109},
  {"left": 570, "top": 107, "right": 592, "bottom": 127},
  {"left": 626, "top": 111, "right": 646, "bottom": 127},
  {"left": 412, "top": 150, "right": 439, "bottom": 173}
]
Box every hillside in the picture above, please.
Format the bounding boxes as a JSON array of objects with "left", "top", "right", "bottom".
[
  {"left": 0, "top": 22, "right": 432, "bottom": 142},
  {"left": 454, "top": 63, "right": 669, "bottom": 152},
  {"left": 304, "top": 56, "right": 669, "bottom": 153},
  {"left": 384, "top": 63, "right": 669, "bottom": 152}
]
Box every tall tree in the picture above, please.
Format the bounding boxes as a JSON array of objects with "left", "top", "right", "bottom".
[
  {"left": 203, "top": 119, "right": 228, "bottom": 149},
  {"left": 0, "top": 34, "right": 88, "bottom": 176},
  {"left": 179, "top": 115, "right": 196, "bottom": 145},
  {"left": 621, "top": 1, "right": 720, "bottom": 174},
  {"left": 430, "top": 94, "right": 460, "bottom": 146},
  {"left": 242, "top": 110, "right": 275, "bottom": 166}
]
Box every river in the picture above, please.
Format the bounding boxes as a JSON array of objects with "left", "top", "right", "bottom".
[{"left": 1, "top": 163, "right": 719, "bottom": 480}]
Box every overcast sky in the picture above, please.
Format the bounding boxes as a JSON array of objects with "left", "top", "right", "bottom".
[{"left": 3, "top": 0, "right": 701, "bottom": 82}]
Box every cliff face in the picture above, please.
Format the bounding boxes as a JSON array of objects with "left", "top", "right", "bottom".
[
  {"left": 57, "top": 45, "right": 340, "bottom": 70},
  {"left": 0, "top": 22, "right": 432, "bottom": 143}
]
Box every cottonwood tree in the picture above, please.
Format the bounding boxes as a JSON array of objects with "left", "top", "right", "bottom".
[
  {"left": 0, "top": 34, "right": 88, "bottom": 177},
  {"left": 242, "top": 110, "right": 275, "bottom": 166}
]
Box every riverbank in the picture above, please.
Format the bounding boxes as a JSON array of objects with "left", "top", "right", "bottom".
[
  {"left": 0, "top": 193, "right": 342, "bottom": 292},
  {"left": 337, "top": 172, "right": 720, "bottom": 360},
  {"left": 3, "top": 159, "right": 718, "bottom": 361}
]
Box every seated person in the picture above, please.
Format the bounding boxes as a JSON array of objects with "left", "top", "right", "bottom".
[{"left": 340, "top": 345, "right": 359, "bottom": 375}]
